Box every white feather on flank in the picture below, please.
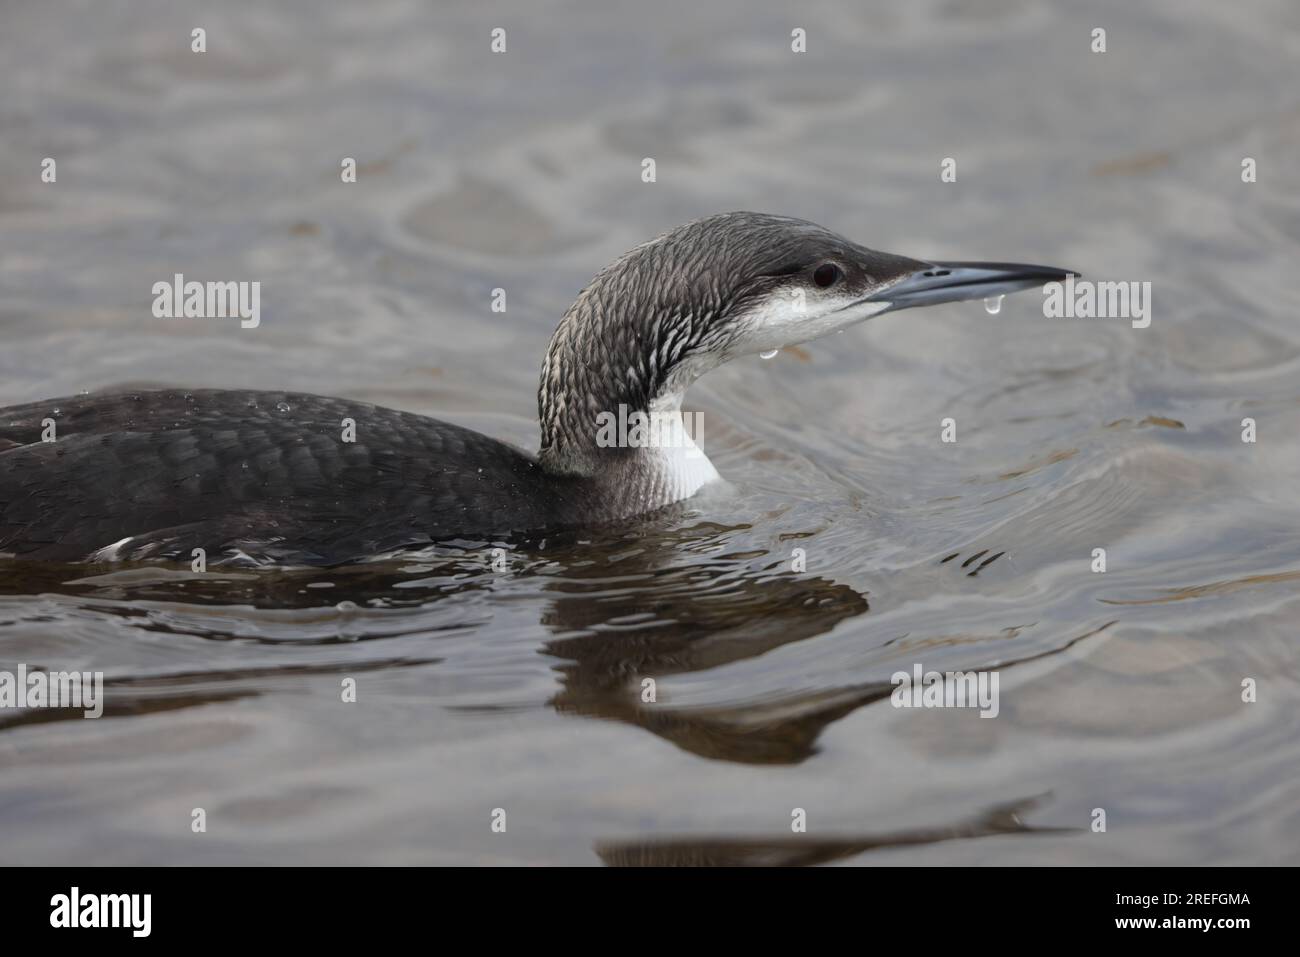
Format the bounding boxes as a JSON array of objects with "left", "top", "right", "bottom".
[{"left": 90, "top": 536, "right": 134, "bottom": 562}]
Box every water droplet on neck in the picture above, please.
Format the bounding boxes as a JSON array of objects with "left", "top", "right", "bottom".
[
  {"left": 759, "top": 349, "right": 779, "bottom": 360},
  {"left": 275, "top": 401, "right": 291, "bottom": 413},
  {"left": 984, "top": 295, "right": 1004, "bottom": 315}
]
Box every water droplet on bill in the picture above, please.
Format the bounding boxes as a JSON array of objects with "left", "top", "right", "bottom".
[{"left": 984, "top": 295, "right": 1004, "bottom": 315}]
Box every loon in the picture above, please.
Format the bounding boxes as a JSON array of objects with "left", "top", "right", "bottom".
[{"left": 0, "top": 212, "right": 1070, "bottom": 565}]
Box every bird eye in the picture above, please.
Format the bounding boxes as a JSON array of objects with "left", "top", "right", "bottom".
[{"left": 812, "top": 263, "right": 842, "bottom": 288}]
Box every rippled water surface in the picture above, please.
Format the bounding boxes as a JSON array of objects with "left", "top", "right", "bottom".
[{"left": 2, "top": 0, "right": 1300, "bottom": 864}]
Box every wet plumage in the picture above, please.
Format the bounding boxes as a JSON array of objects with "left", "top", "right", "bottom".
[
  {"left": 0, "top": 390, "right": 591, "bottom": 563},
  {"left": 0, "top": 213, "right": 1070, "bottom": 565}
]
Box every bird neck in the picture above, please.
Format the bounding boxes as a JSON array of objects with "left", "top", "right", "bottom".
[{"left": 537, "top": 317, "right": 719, "bottom": 508}]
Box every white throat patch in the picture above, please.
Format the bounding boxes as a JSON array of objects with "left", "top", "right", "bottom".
[
  {"left": 645, "top": 393, "right": 720, "bottom": 502},
  {"left": 733, "top": 295, "right": 893, "bottom": 356}
]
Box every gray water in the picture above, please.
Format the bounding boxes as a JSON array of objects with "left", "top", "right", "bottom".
[{"left": 2, "top": 0, "right": 1299, "bottom": 865}]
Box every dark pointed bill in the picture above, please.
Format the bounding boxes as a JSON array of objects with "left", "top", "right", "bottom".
[{"left": 867, "top": 261, "right": 1078, "bottom": 312}]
